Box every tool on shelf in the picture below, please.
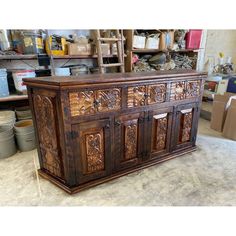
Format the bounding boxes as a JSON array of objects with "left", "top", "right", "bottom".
[{"left": 95, "top": 29, "right": 125, "bottom": 74}]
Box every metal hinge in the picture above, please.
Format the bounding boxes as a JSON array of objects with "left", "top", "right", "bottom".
[
  {"left": 66, "top": 131, "right": 78, "bottom": 139},
  {"left": 64, "top": 107, "right": 69, "bottom": 115}
]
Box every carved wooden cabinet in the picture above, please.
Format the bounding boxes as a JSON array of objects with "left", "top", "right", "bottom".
[{"left": 24, "top": 70, "right": 206, "bottom": 194}]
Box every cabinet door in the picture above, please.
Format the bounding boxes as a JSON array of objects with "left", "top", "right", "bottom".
[
  {"left": 72, "top": 119, "right": 112, "bottom": 184},
  {"left": 114, "top": 112, "right": 144, "bottom": 171},
  {"left": 146, "top": 107, "right": 173, "bottom": 160},
  {"left": 171, "top": 103, "right": 199, "bottom": 151}
]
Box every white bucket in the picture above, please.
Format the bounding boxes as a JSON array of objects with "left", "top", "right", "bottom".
[
  {"left": 55, "top": 68, "right": 70, "bottom": 76},
  {"left": 12, "top": 70, "right": 36, "bottom": 92},
  {"left": 0, "top": 110, "right": 16, "bottom": 126}
]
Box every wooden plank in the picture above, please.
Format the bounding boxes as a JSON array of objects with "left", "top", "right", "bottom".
[
  {"left": 0, "top": 94, "right": 28, "bottom": 102},
  {"left": 0, "top": 54, "right": 124, "bottom": 60},
  {"left": 98, "top": 38, "right": 120, "bottom": 42},
  {"left": 102, "top": 63, "right": 123, "bottom": 68}
]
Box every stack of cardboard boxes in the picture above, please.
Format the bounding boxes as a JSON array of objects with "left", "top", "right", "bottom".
[{"left": 211, "top": 92, "right": 236, "bottom": 140}]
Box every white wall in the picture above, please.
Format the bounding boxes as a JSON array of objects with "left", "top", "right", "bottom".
[{"left": 199, "top": 30, "right": 236, "bottom": 72}]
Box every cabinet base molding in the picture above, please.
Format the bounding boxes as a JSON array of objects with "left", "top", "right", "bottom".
[{"left": 38, "top": 146, "right": 197, "bottom": 194}]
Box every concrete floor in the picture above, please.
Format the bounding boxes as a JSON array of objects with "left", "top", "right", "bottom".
[{"left": 0, "top": 118, "right": 236, "bottom": 206}]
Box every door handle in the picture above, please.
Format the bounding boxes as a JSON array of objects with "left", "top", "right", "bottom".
[
  {"left": 105, "top": 124, "right": 110, "bottom": 129},
  {"left": 115, "top": 120, "right": 121, "bottom": 126}
]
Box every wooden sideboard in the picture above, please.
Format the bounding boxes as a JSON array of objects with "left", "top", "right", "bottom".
[{"left": 23, "top": 70, "right": 206, "bottom": 194}]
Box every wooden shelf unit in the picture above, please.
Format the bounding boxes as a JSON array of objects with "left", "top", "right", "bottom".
[
  {"left": 0, "top": 94, "right": 28, "bottom": 103},
  {"left": 0, "top": 54, "right": 123, "bottom": 60},
  {"left": 123, "top": 30, "right": 200, "bottom": 72}
]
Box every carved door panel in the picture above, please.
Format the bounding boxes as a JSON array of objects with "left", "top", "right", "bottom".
[
  {"left": 146, "top": 107, "right": 173, "bottom": 160},
  {"left": 171, "top": 103, "right": 199, "bottom": 151},
  {"left": 72, "top": 119, "right": 112, "bottom": 184},
  {"left": 114, "top": 112, "right": 144, "bottom": 171}
]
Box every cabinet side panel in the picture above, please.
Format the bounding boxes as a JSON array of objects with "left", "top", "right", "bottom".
[{"left": 32, "top": 93, "right": 64, "bottom": 179}]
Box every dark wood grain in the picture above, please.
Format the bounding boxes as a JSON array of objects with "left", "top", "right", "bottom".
[{"left": 24, "top": 70, "right": 206, "bottom": 193}]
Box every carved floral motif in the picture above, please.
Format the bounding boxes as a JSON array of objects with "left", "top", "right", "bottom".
[
  {"left": 69, "top": 91, "right": 96, "bottom": 116},
  {"left": 124, "top": 122, "right": 138, "bottom": 160},
  {"left": 33, "top": 94, "right": 63, "bottom": 178},
  {"left": 97, "top": 89, "right": 121, "bottom": 112},
  {"left": 185, "top": 80, "right": 200, "bottom": 98},
  {"left": 69, "top": 88, "right": 121, "bottom": 116},
  {"left": 170, "top": 81, "right": 186, "bottom": 100},
  {"left": 147, "top": 84, "right": 167, "bottom": 104},
  {"left": 179, "top": 112, "right": 193, "bottom": 143},
  {"left": 85, "top": 131, "right": 105, "bottom": 173},
  {"left": 127, "top": 86, "right": 146, "bottom": 107},
  {"left": 153, "top": 117, "right": 168, "bottom": 151}
]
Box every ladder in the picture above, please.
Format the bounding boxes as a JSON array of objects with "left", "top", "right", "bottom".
[{"left": 95, "top": 29, "right": 125, "bottom": 74}]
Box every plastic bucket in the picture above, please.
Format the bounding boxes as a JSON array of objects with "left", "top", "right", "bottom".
[
  {"left": 55, "top": 68, "right": 70, "bottom": 76},
  {"left": 12, "top": 70, "right": 36, "bottom": 92},
  {"left": 0, "top": 134, "right": 17, "bottom": 159},
  {"left": 15, "top": 131, "right": 36, "bottom": 152},
  {"left": 15, "top": 107, "right": 32, "bottom": 120},
  {"left": 71, "top": 65, "right": 89, "bottom": 76},
  {"left": 0, "top": 125, "right": 14, "bottom": 139},
  {"left": 14, "top": 119, "right": 34, "bottom": 134},
  {"left": 0, "top": 76, "right": 10, "bottom": 98},
  {"left": 0, "top": 110, "right": 16, "bottom": 126}
]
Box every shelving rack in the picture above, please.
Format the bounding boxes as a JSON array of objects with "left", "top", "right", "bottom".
[{"left": 123, "top": 29, "right": 200, "bottom": 72}]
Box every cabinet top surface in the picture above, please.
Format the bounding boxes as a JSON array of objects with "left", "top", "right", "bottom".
[{"left": 23, "top": 70, "right": 207, "bottom": 87}]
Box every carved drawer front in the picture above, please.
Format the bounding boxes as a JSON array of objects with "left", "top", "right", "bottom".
[
  {"left": 73, "top": 119, "right": 112, "bottom": 184},
  {"left": 178, "top": 108, "right": 193, "bottom": 143},
  {"left": 127, "top": 86, "right": 147, "bottom": 107},
  {"left": 69, "top": 91, "right": 96, "bottom": 116},
  {"left": 69, "top": 88, "right": 121, "bottom": 116},
  {"left": 33, "top": 94, "right": 64, "bottom": 179},
  {"left": 170, "top": 81, "right": 186, "bottom": 101},
  {"left": 97, "top": 88, "right": 121, "bottom": 112},
  {"left": 185, "top": 80, "right": 201, "bottom": 98},
  {"left": 147, "top": 83, "right": 167, "bottom": 104},
  {"left": 114, "top": 112, "right": 144, "bottom": 170}
]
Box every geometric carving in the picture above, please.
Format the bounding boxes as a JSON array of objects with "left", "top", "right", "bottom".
[
  {"left": 185, "top": 80, "right": 200, "bottom": 98},
  {"left": 69, "top": 88, "right": 121, "bottom": 116},
  {"left": 85, "top": 130, "right": 105, "bottom": 174},
  {"left": 147, "top": 83, "right": 167, "bottom": 104},
  {"left": 179, "top": 110, "right": 193, "bottom": 143},
  {"left": 127, "top": 86, "right": 146, "bottom": 107},
  {"left": 152, "top": 113, "right": 168, "bottom": 151},
  {"left": 69, "top": 91, "right": 96, "bottom": 116},
  {"left": 97, "top": 88, "right": 121, "bottom": 112},
  {"left": 124, "top": 120, "right": 138, "bottom": 160},
  {"left": 170, "top": 81, "right": 186, "bottom": 100},
  {"left": 33, "top": 94, "right": 63, "bottom": 178}
]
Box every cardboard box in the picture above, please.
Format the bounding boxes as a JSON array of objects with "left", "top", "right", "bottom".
[
  {"left": 94, "top": 43, "right": 111, "bottom": 55},
  {"left": 68, "top": 43, "right": 92, "bottom": 56},
  {"left": 222, "top": 98, "right": 236, "bottom": 140},
  {"left": 133, "top": 35, "right": 146, "bottom": 49},
  {"left": 210, "top": 92, "right": 235, "bottom": 132}
]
